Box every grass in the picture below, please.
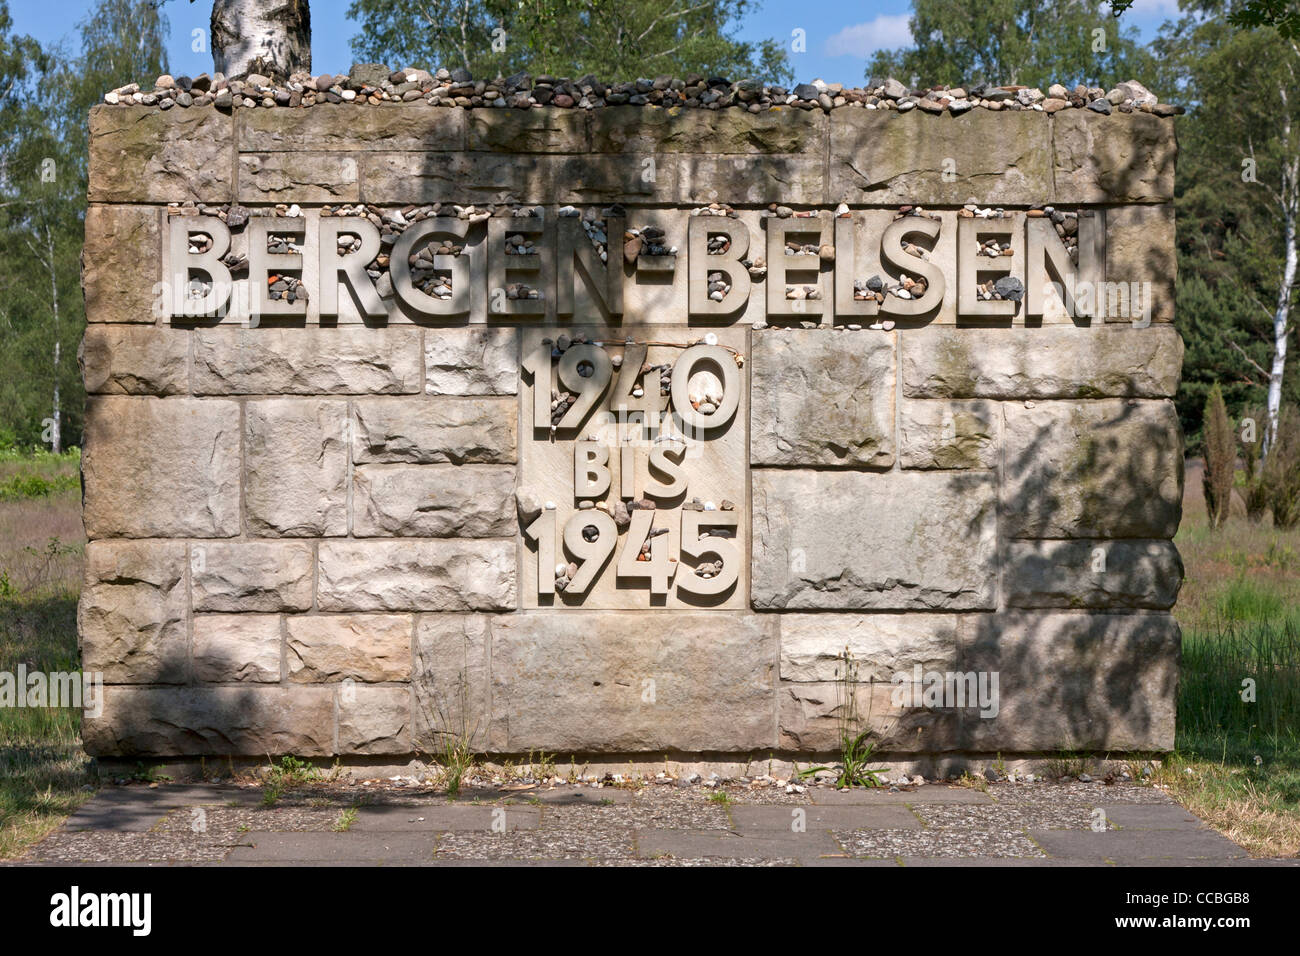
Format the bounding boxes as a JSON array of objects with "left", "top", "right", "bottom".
[
  {"left": 1169, "top": 481, "right": 1300, "bottom": 857},
  {"left": 0, "top": 449, "right": 90, "bottom": 859}
]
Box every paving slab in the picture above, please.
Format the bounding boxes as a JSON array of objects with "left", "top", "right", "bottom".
[
  {"left": 1030, "top": 828, "right": 1249, "bottom": 862},
  {"left": 636, "top": 828, "right": 845, "bottom": 860},
  {"left": 225, "top": 831, "right": 438, "bottom": 863},
  {"left": 730, "top": 804, "right": 921, "bottom": 832},
  {"left": 351, "top": 804, "right": 541, "bottom": 832},
  {"left": 1100, "top": 804, "right": 1207, "bottom": 830},
  {"left": 900, "top": 856, "right": 1108, "bottom": 867},
  {"left": 433, "top": 827, "right": 636, "bottom": 860}
]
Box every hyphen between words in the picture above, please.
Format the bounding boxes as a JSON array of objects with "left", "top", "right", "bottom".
[{"left": 162, "top": 209, "right": 1153, "bottom": 325}]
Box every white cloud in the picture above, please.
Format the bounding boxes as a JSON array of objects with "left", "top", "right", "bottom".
[{"left": 824, "top": 15, "right": 913, "bottom": 58}]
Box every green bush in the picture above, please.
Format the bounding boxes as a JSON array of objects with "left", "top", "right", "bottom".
[{"left": 0, "top": 473, "right": 78, "bottom": 501}]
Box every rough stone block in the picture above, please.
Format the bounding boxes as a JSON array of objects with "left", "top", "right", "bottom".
[
  {"left": 750, "top": 330, "right": 895, "bottom": 467},
  {"left": 1105, "top": 204, "right": 1175, "bottom": 323},
  {"left": 468, "top": 108, "right": 588, "bottom": 152},
  {"left": 958, "top": 611, "right": 1180, "bottom": 750},
  {"left": 83, "top": 398, "right": 241, "bottom": 538},
  {"left": 751, "top": 470, "right": 997, "bottom": 610},
  {"left": 81, "top": 325, "right": 188, "bottom": 395},
  {"left": 1053, "top": 111, "right": 1176, "bottom": 203},
  {"left": 83, "top": 205, "right": 160, "bottom": 323},
  {"left": 352, "top": 397, "right": 516, "bottom": 464},
  {"left": 193, "top": 327, "right": 422, "bottom": 395},
  {"left": 490, "top": 613, "right": 776, "bottom": 752},
  {"left": 353, "top": 465, "right": 516, "bottom": 537},
  {"left": 673, "top": 154, "right": 825, "bottom": 205},
  {"left": 898, "top": 400, "right": 999, "bottom": 469},
  {"left": 779, "top": 680, "right": 959, "bottom": 753},
  {"left": 338, "top": 685, "right": 411, "bottom": 755},
  {"left": 238, "top": 152, "right": 358, "bottom": 203},
  {"left": 1004, "top": 540, "right": 1184, "bottom": 609},
  {"left": 190, "top": 542, "right": 314, "bottom": 612},
  {"left": 830, "top": 110, "right": 1052, "bottom": 205},
  {"left": 1002, "top": 400, "right": 1183, "bottom": 538},
  {"left": 192, "top": 615, "right": 283, "bottom": 682},
  {"left": 245, "top": 399, "right": 349, "bottom": 537},
  {"left": 239, "top": 104, "right": 465, "bottom": 151},
  {"left": 89, "top": 105, "right": 233, "bottom": 202},
  {"left": 287, "top": 615, "right": 413, "bottom": 682},
  {"left": 780, "top": 613, "right": 963, "bottom": 682},
  {"left": 318, "top": 541, "right": 516, "bottom": 611},
  {"left": 82, "top": 686, "right": 335, "bottom": 756},
  {"left": 590, "top": 105, "right": 827, "bottom": 154},
  {"left": 413, "top": 614, "right": 492, "bottom": 751},
  {"left": 425, "top": 327, "right": 519, "bottom": 395},
  {"left": 79, "top": 541, "right": 188, "bottom": 684},
  {"left": 901, "top": 326, "right": 1184, "bottom": 399}
]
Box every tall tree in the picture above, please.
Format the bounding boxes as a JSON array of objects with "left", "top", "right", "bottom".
[
  {"left": 1158, "top": 2, "right": 1299, "bottom": 458},
  {"left": 866, "top": 0, "right": 1158, "bottom": 90},
  {"left": 0, "top": 0, "right": 167, "bottom": 451},
  {"left": 211, "top": 0, "right": 311, "bottom": 79},
  {"left": 347, "top": 0, "right": 793, "bottom": 83}
]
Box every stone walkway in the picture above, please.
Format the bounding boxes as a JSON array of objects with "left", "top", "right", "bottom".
[{"left": 16, "top": 779, "right": 1295, "bottom": 867}]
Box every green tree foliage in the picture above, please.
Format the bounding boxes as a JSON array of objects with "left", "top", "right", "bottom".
[
  {"left": 0, "top": 0, "right": 167, "bottom": 450},
  {"left": 1202, "top": 383, "right": 1236, "bottom": 527},
  {"left": 1156, "top": 3, "right": 1299, "bottom": 448},
  {"left": 865, "top": 0, "right": 1158, "bottom": 90},
  {"left": 347, "top": 0, "right": 793, "bottom": 83}
]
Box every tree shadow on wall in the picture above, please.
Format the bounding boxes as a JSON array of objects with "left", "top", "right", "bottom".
[{"left": 929, "top": 401, "right": 1185, "bottom": 771}]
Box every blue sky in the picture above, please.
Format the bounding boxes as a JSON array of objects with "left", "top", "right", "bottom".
[{"left": 11, "top": 0, "right": 1182, "bottom": 86}]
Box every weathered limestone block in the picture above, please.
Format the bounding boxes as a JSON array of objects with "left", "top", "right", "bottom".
[
  {"left": 89, "top": 105, "right": 233, "bottom": 202},
  {"left": 673, "top": 154, "right": 825, "bottom": 206},
  {"left": 353, "top": 465, "right": 516, "bottom": 537},
  {"left": 830, "top": 110, "right": 1052, "bottom": 205},
  {"left": 413, "top": 614, "right": 492, "bottom": 751},
  {"left": 468, "top": 108, "right": 588, "bottom": 152},
  {"left": 79, "top": 541, "right": 188, "bottom": 684},
  {"left": 750, "top": 330, "right": 895, "bottom": 467},
  {"left": 82, "top": 686, "right": 335, "bottom": 756},
  {"left": 1003, "top": 400, "right": 1183, "bottom": 538},
  {"left": 590, "top": 106, "right": 827, "bottom": 154},
  {"left": 489, "top": 613, "right": 776, "bottom": 752},
  {"left": 1052, "top": 111, "right": 1175, "bottom": 203},
  {"left": 958, "top": 611, "right": 1180, "bottom": 750},
  {"left": 1005, "top": 539, "right": 1183, "bottom": 609},
  {"left": 338, "top": 685, "right": 411, "bottom": 755},
  {"left": 83, "top": 205, "right": 160, "bottom": 323},
  {"left": 238, "top": 152, "right": 358, "bottom": 202},
  {"left": 193, "top": 328, "right": 422, "bottom": 394},
  {"left": 780, "top": 614, "right": 963, "bottom": 682},
  {"left": 1105, "top": 204, "right": 1175, "bottom": 323},
  {"left": 81, "top": 326, "right": 188, "bottom": 395},
  {"left": 751, "top": 470, "right": 997, "bottom": 610},
  {"left": 901, "top": 326, "right": 1184, "bottom": 399},
  {"left": 287, "top": 615, "right": 413, "bottom": 683},
  {"left": 779, "top": 681, "right": 959, "bottom": 753},
  {"left": 245, "top": 400, "right": 348, "bottom": 537},
  {"left": 191, "top": 542, "right": 314, "bottom": 612},
  {"left": 352, "top": 397, "right": 516, "bottom": 464},
  {"left": 239, "top": 104, "right": 465, "bottom": 151},
  {"left": 83, "top": 398, "right": 241, "bottom": 538},
  {"left": 192, "top": 615, "right": 282, "bottom": 683},
  {"left": 898, "top": 400, "right": 999, "bottom": 469},
  {"left": 318, "top": 541, "right": 516, "bottom": 612},
  {"left": 425, "top": 327, "right": 519, "bottom": 395}
]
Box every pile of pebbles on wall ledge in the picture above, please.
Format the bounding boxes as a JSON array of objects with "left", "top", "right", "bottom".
[{"left": 101, "top": 67, "right": 1181, "bottom": 117}]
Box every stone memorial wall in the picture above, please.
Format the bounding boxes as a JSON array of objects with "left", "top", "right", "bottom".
[{"left": 79, "top": 87, "right": 1183, "bottom": 765}]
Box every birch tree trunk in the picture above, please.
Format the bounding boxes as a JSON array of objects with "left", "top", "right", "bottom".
[{"left": 211, "top": 0, "right": 312, "bottom": 80}]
